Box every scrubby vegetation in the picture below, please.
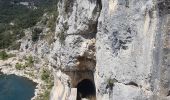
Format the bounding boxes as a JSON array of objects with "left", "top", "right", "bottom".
[
  {"left": 15, "top": 55, "right": 34, "bottom": 70},
  {"left": 0, "top": 51, "right": 9, "bottom": 60},
  {"left": 32, "top": 28, "right": 43, "bottom": 42},
  {"left": 15, "top": 63, "right": 26, "bottom": 70},
  {"left": 0, "top": 50, "right": 15, "bottom": 60},
  {"left": 36, "top": 68, "right": 54, "bottom": 100},
  {"left": 41, "top": 68, "right": 51, "bottom": 83},
  {"left": 0, "top": 0, "right": 58, "bottom": 49},
  {"left": 0, "top": 0, "right": 58, "bottom": 99},
  {"left": 106, "top": 78, "right": 118, "bottom": 90},
  {"left": 25, "top": 55, "right": 34, "bottom": 67},
  {"left": 37, "top": 90, "right": 51, "bottom": 100},
  {"left": 14, "top": 58, "right": 54, "bottom": 100}
]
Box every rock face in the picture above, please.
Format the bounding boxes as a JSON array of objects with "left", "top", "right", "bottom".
[{"left": 50, "top": 0, "right": 170, "bottom": 100}]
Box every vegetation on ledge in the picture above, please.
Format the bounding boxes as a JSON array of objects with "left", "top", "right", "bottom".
[
  {"left": 36, "top": 68, "right": 54, "bottom": 100},
  {"left": 15, "top": 55, "right": 34, "bottom": 70},
  {"left": 0, "top": 50, "right": 15, "bottom": 60}
]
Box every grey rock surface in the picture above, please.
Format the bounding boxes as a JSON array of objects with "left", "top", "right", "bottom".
[{"left": 50, "top": 0, "right": 170, "bottom": 100}]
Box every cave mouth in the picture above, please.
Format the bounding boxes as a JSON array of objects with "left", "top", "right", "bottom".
[{"left": 76, "top": 79, "right": 96, "bottom": 100}]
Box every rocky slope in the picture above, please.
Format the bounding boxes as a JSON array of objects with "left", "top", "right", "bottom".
[
  {"left": 49, "top": 0, "right": 170, "bottom": 100},
  {"left": 1, "top": 0, "right": 169, "bottom": 100}
]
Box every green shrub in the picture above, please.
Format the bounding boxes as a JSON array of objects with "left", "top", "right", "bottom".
[
  {"left": 36, "top": 67, "right": 54, "bottom": 100},
  {"left": 107, "top": 78, "right": 118, "bottom": 90},
  {"left": 41, "top": 90, "right": 50, "bottom": 100},
  {"left": 27, "top": 55, "right": 34, "bottom": 64},
  {"left": 24, "top": 55, "right": 34, "bottom": 67},
  {"left": 32, "top": 28, "right": 42, "bottom": 42},
  {"left": 0, "top": 51, "right": 8, "bottom": 60},
  {"left": 13, "top": 29, "right": 25, "bottom": 39},
  {"left": 41, "top": 68, "right": 50, "bottom": 83},
  {"left": 0, "top": 51, "right": 15, "bottom": 60},
  {"left": 36, "top": 89, "right": 51, "bottom": 100},
  {"left": 15, "top": 55, "right": 34, "bottom": 70},
  {"left": 15, "top": 63, "right": 25, "bottom": 70},
  {"left": 8, "top": 42, "right": 21, "bottom": 50},
  {"left": 0, "top": 31, "right": 13, "bottom": 49}
]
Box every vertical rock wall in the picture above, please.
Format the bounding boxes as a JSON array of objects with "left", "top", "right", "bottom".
[
  {"left": 96, "top": 0, "right": 157, "bottom": 99},
  {"left": 50, "top": 0, "right": 170, "bottom": 100},
  {"left": 50, "top": 0, "right": 101, "bottom": 99}
]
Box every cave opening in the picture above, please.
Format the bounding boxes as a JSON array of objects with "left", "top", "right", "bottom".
[{"left": 76, "top": 79, "right": 96, "bottom": 100}]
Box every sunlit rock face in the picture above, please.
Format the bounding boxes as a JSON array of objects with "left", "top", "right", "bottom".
[
  {"left": 96, "top": 0, "right": 170, "bottom": 100},
  {"left": 50, "top": 0, "right": 101, "bottom": 99},
  {"left": 50, "top": 0, "right": 170, "bottom": 100},
  {"left": 50, "top": 0, "right": 101, "bottom": 71},
  {"left": 96, "top": 0, "right": 157, "bottom": 99}
]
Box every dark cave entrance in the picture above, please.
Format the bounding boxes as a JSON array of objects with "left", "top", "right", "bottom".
[{"left": 76, "top": 79, "right": 96, "bottom": 100}]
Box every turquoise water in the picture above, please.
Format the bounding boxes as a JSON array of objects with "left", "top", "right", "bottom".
[{"left": 0, "top": 74, "right": 37, "bottom": 100}]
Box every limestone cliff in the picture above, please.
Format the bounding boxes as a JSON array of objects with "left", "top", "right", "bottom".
[{"left": 50, "top": 0, "right": 170, "bottom": 100}]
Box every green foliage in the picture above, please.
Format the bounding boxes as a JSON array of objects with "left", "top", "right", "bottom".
[
  {"left": 0, "top": 0, "right": 59, "bottom": 49},
  {"left": 25, "top": 55, "right": 34, "bottom": 67},
  {"left": 13, "top": 29, "right": 25, "bottom": 39},
  {"left": 36, "top": 68, "right": 54, "bottom": 100},
  {"left": 32, "top": 28, "right": 42, "bottom": 42},
  {"left": 0, "top": 51, "right": 9, "bottom": 60},
  {"left": 27, "top": 55, "right": 34, "bottom": 64},
  {"left": 41, "top": 68, "right": 50, "bottom": 83},
  {"left": 43, "top": 90, "right": 51, "bottom": 100},
  {"left": 36, "top": 89, "right": 51, "bottom": 100},
  {"left": 8, "top": 42, "right": 21, "bottom": 50},
  {"left": 15, "top": 63, "right": 26, "bottom": 70},
  {"left": 15, "top": 55, "right": 34, "bottom": 70},
  {"left": 107, "top": 78, "right": 118, "bottom": 90},
  {"left": 0, "top": 31, "right": 14, "bottom": 49},
  {"left": 0, "top": 50, "right": 15, "bottom": 60}
]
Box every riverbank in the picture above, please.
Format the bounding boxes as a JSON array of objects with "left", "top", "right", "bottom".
[{"left": 0, "top": 56, "right": 46, "bottom": 100}]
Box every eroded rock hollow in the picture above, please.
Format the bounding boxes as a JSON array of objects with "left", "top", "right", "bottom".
[{"left": 77, "top": 79, "right": 96, "bottom": 100}]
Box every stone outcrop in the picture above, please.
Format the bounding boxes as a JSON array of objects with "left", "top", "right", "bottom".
[{"left": 50, "top": 0, "right": 170, "bottom": 100}]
